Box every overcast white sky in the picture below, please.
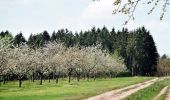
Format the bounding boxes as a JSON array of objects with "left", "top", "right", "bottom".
[{"left": 0, "top": 0, "right": 170, "bottom": 56}]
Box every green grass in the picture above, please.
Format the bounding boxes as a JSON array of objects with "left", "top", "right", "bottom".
[
  {"left": 124, "top": 78, "right": 170, "bottom": 100},
  {"left": 0, "top": 77, "right": 151, "bottom": 100},
  {"left": 157, "top": 93, "right": 167, "bottom": 100},
  {"left": 156, "top": 86, "right": 169, "bottom": 100}
]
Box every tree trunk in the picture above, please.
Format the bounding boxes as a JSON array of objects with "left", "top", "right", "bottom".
[
  {"left": 3, "top": 75, "right": 5, "bottom": 85},
  {"left": 32, "top": 72, "right": 35, "bottom": 82},
  {"left": 40, "top": 75, "right": 43, "bottom": 85},
  {"left": 93, "top": 74, "right": 96, "bottom": 81},
  {"left": 87, "top": 73, "right": 90, "bottom": 81},
  {"left": 56, "top": 78, "right": 58, "bottom": 84},
  {"left": 104, "top": 72, "right": 107, "bottom": 79},
  {"left": 68, "top": 68, "right": 73, "bottom": 83},
  {"left": 77, "top": 74, "right": 80, "bottom": 82},
  {"left": 109, "top": 72, "right": 112, "bottom": 78},
  {"left": 77, "top": 77, "right": 80, "bottom": 82},
  {"left": 131, "top": 55, "right": 135, "bottom": 76},
  {"left": 76, "top": 71, "right": 80, "bottom": 82},
  {"left": 6, "top": 75, "right": 8, "bottom": 82},
  {"left": 49, "top": 78, "right": 50, "bottom": 83},
  {"left": 7, "top": 75, "right": 10, "bottom": 81},
  {"left": 83, "top": 72, "right": 86, "bottom": 80},
  {"left": 0, "top": 76, "right": 1, "bottom": 86},
  {"left": 56, "top": 75, "right": 59, "bottom": 84},
  {"left": 62, "top": 75, "right": 64, "bottom": 80},
  {"left": 48, "top": 74, "right": 50, "bottom": 83},
  {"left": 0, "top": 75, "right": 2, "bottom": 86},
  {"left": 132, "top": 67, "right": 134, "bottom": 76},
  {"left": 53, "top": 72, "right": 55, "bottom": 80},
  {"left": 68, "top": 75, "right": 71, "bottom": 83},
  {"left": 19, "top": 79, "right": 22, "bottom": 88}
]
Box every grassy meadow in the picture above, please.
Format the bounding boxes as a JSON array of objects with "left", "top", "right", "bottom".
[{"left": 0, "top": 77, "right": 152, "bottom": 100}]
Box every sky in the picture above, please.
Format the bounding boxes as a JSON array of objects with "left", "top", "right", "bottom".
[{"left": 0, "top": 0, "right": 170, "bottom": 56}]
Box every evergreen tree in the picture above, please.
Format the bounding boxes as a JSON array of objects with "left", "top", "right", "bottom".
[
  {"left": 161, "top": 54, "right": 168, "bottom": 59},
  {"left": 51, "top": 31, "right": 57, "bottom": 42},
  {"left": 73, "top": 32, "right": 80, "bottom": 45},
  {"left": 28, "top": 34, "right": 38, "bottom": 49},
  {"left": 126, "top": 27, "right": 158, "bottom": 76},
  {"left": 115, "top": 28, "right": 128, "bottom": 67},
  {"left": 42, "top": 30, "right": 50, "bottom": 43},
  {"left": 0, "top": 31, "right": 13, "bottom": 41},
  {"left": 110, "top": 28, "right": 117, "bottom": 52},
  {"left": 0, "top": 31, "right": 5, "bottom": 38},
  {"left": 13, "top": 32, "right": 26, "bottom": 46},
  {"left": 100, "top": 26, "right": 111, "bottom": 51}
]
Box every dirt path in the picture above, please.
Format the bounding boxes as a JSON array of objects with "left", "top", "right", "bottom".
[
  {"left": 165, "top": 88, "right": 170, "bottom": 100},
  {"left": 154, "top": 86, "right": 168, "bottom": 100},
  {"left": 85, "top": 78, "right": 159, "bottom": 100}
]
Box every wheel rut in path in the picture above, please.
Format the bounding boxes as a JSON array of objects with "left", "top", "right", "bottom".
[
  {"left": 85, "top": 78, "right": 159, "bottom": 100},
  {"left": 165, "top": 88, "right": 170, "bottom": 100},
  {"left": 154, "top": 86, "right": 168, "bottom": 100}
]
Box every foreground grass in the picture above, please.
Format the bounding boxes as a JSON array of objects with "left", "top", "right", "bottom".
[
  {"left": 125, "top": 78, "right": 170, "bottom": 100},
  {"left": 157, "top": 93, "right": 167, "bottom": 100},
  {"left": 0, "top": 77, "right": 152, "bottom": 100}
]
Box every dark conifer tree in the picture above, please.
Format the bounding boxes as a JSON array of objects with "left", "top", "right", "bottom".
[
  {"left": 13, "top": 32, "right": 26, "bottom": 46},
  {"left": 51, "top": 31, "right": 57, "bottom": 42},
  {"left": 110, "top": 28, "right": 117, "bottom": 52},
  {"left": 42, "top": 30, "right": 50, "bottom": 43},
  {"left": 0, "top": 31, "right": 5, "bottom": 38},
  {"left": 161, "top": 54, "right": 168, "bottom": 59},
  {"left": 126, "top": 27, "right": 158, "bottom": 76},
  {"left": 0, "top": 31, "right": 13, "bottom": 40},
  {"left": 28, "top": 34, "right": 38, "bottom": 49}
]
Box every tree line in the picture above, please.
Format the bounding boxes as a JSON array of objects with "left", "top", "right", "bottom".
[
  {"left": 0, "top": 26, "right": 159, "bottom": 87},
  {"left": 5, "top": 26, "right": 158, "bottom": 75},
  {"left": 0, "top": 40, "right": 125, "bottom": 87}
]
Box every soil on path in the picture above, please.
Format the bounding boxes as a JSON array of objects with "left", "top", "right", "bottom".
[
  {"left": 165, "top": 88, "right": 170, "bottom": 100},
  {"left": 85, "top": 78, "right": 159, "bottom": 100}
]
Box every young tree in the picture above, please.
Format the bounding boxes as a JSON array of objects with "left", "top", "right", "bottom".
[
  {"left": 0, "top": 39, "right": 12, "bottom": 85},
  {"left": 64, "top": 47, "right": 80, "bottom": 83},
  {"left": 43, "top": 42, "right": 66, "bottom": 83},
  {"left": 33, "top": 48, "right": 47, "bottom": 85},
  {"left": 50, "top": 53, "right": 65, "bottom": 83},
  {"left": 7, "top": 45, "right": 31, "bottom": 87}
]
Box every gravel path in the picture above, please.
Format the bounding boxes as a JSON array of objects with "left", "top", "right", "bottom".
[{"left": 85, "top": 78, "right": 159, "bottom": 100}]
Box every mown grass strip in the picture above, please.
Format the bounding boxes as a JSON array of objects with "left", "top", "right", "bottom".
[
  {"left": 124, "top": 78, "right": 170, "bottom": 100},
  {"left": 0, "top": 77, "right": 151, "bottom": 100}
]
